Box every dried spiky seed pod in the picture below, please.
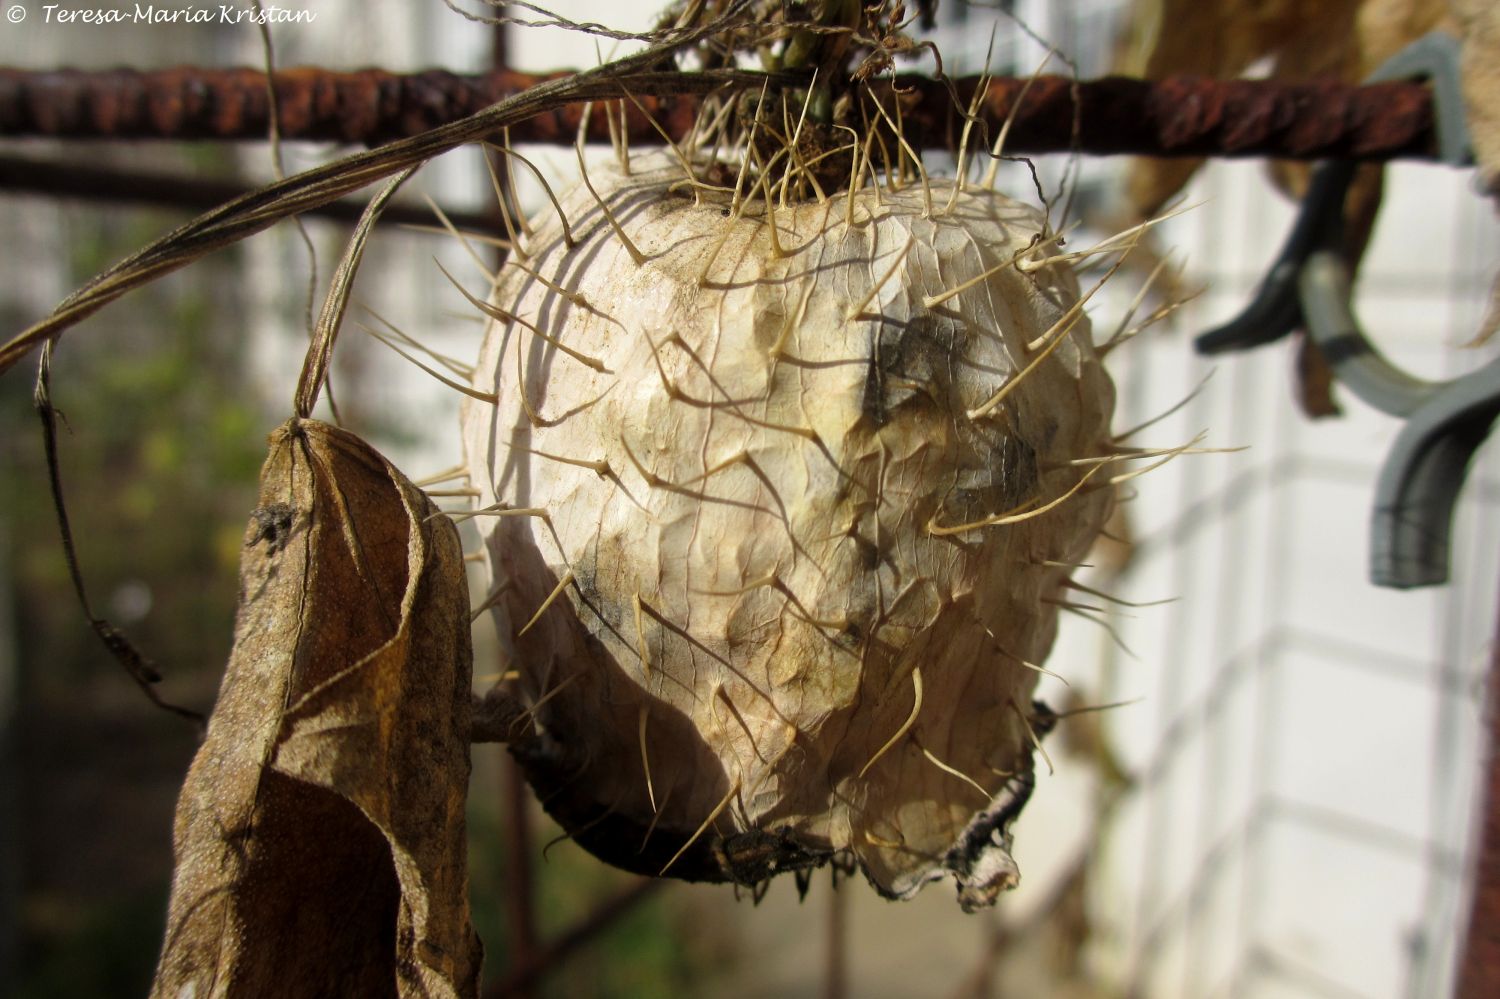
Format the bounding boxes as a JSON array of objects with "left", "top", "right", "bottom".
[{"left": 462, "top": 152, "right": 1114, "bottom": 908}]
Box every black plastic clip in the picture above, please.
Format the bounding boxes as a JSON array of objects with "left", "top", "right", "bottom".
[{"left": 1192, "top": 33, "right": 1497, "bottom": 589}]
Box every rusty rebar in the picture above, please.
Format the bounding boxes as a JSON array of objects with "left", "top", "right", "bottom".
[
  {"left": 500, "top": 756, "right": 538, "bottom": 999},
  {"left": 0, "top": 153, "right": 496, "bottom": 230},
  {"left": 1457, "top": 583, "right": 1500, "bottom": 999},
  {"left": 0, "top": 67, "right": 1440, "bottom": 162},
  {"left": 483, "top": 879, "right": 664, "bottom": 999},
  {"left": 489, "top": 22, "right": 540, "bottom": 999}
]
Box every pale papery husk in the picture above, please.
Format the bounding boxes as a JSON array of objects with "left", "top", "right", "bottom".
[{"left": 462, "top": 153, "right": 1115, "bottom": 908}]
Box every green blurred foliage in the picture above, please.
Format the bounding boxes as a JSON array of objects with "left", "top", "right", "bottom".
[
  {"left": 14, "top": 890, "right": 170, "bottom": 999},
  {"left": 0, "top": 197, "right": 267, "bottom": 998},
  {"left": 0, "top": 207, "right": 266, "bottom": 699}
]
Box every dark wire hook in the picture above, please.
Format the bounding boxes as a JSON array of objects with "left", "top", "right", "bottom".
[{"left": 1190, "top": 32, "right": 1497, "bottom": 588}]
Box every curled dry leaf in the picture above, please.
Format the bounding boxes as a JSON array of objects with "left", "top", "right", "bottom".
[
  {"left": 152, "top": 418, "right": 481, "bottom": 999},
  {"left": 1452, "top": 0, "right": 1500, "bottom": 341},
  {"left": 1452, "top": 0, "right": 1500, "bottom": 193}
]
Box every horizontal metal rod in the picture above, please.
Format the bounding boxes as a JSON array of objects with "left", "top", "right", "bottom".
[
  {"left": 0, "top": 153, "right": 497, "bottom": 230},
  {"left": 0, "top": 67, "right": 1440, "bottom": 162}
]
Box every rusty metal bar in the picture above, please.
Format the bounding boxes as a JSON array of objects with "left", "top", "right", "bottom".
[
  {"left": 486, "top": 28, "right": 545, "bottom": 999},
  {"left": 0, "top": 153, "right": 496, "bottom": 230},
  {"left": 1457, "top": 582, "right": 1500, "bottom": 999},
  {"left": 499, "top": 757, "right": 538, "bottom": 999},
  {"left": 825, "top": 882, "right": 847, "bottom": 999},
  {"left": 0, "top": 67, "right": 1440, "bottom": 162},
  {"left": 483, "top": 879, "right": 663, "bottom": 999}
]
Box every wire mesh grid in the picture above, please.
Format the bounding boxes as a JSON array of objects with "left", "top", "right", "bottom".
[{"left": 1072, "top": 155, "right": 1500, "bottom": 999}]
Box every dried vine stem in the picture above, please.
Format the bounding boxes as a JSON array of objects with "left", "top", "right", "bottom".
[
  {"left": 32, "top": 342, "right": 207, "bottom": 729},
  {"left": 294, "top": 167, "right": 419, "bottom": 418},
  {"left": 0, "top": 7, "right": 780, "bottom": 376}
]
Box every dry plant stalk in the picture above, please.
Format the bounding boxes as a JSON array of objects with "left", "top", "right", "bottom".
[{"left": 151, "top": 419, "right": 482, "bottom": 998}]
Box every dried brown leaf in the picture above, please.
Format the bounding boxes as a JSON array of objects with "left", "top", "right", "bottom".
[
  {"left": 152, "top": 418, "right": 481, "bottom": 999},
  {"left": 1453, "top": 0, "right": 1500, "bottom": 196}
]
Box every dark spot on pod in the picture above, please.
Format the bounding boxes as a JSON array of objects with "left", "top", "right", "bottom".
[{"left": 859, "top": 313, "right": 957, "bottom": 430}]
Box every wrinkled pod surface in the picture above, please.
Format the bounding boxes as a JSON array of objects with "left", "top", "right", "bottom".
[{"left": 462, "top": 153, "right": 1115, "bottom": 908}]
